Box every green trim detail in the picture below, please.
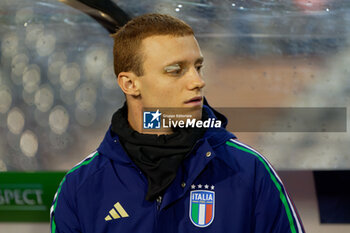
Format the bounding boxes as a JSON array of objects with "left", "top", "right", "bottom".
[
  {"left": 191, "top": 202, "right": 199, "bottom": 223},
  {"left": 51, "top": 217, "right": 56, "bottom": 232},
  {"left": 226, "top": 141, "right": 297, "bottom": 233},
  {"left": 51, "top": 152, "right": 99, "bottom": 233}
]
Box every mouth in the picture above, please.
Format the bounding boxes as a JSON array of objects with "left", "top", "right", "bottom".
[{"left": 184, "top": 96, "right": 203, "bottom": 106}]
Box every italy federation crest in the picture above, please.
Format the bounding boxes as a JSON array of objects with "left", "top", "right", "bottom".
[{"left": 189, "top": 190, "right": 215, "bottom": 227}]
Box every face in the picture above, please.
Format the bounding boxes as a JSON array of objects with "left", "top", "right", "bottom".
[{"left": 137, "top": 35, "right": 206, "bottom": 119}]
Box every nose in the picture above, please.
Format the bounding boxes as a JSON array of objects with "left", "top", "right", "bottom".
[{"left": 187, "top": 67, "right": 206, "bottom": 90}]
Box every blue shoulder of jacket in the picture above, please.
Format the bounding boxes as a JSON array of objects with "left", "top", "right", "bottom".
[
  {"left": 213, "top": 138, "right": 274, "bottom": 186},
  {"left": 214, "top": 138, "right": 262, "bottom": 170},
  {"left": 63, "top": 151, "right": 109, "bottom": 190},
  {"left": 216, "top": 139, "right": 305, "bottom": 233}
]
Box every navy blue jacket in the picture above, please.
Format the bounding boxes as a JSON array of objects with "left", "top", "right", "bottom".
[{"left": 51, "top": 104, "right": 304, "bottom": 233}]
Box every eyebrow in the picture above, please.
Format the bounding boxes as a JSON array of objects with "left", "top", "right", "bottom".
[{"left": 163, "top": 57, "right": 204, "bottom": 68}]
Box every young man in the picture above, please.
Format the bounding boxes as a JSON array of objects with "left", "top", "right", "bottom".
[{"left": 51, "top": 14, "right": 304, "bottom": 233}]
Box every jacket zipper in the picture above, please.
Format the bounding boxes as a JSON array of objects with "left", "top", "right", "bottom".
[
  {"left": 154, "top": 195, "right": 162, "bottom": 232},
  {"left": 156, "top": 195, "right": 162, "bottom": 210}
]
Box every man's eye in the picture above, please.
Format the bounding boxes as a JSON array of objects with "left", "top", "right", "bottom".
[
  {"left": 196, "top": 64, "right": 203, "bottom": 72},
  {"left": 165, "top": 68, "right": 182, "bottom": 75},
  {"left": 171, "top": 69, "right": 182, "bottom": 75},
  {"left": 164, "top": 64, "right": 183, "bottom": 75}
]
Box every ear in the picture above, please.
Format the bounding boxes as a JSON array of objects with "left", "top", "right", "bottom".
[{"left": 117, "top": 71, "right": 140, "bottom": 97}]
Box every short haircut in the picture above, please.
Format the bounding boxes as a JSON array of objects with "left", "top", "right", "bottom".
[{"left": 111, "top": 13, "right": 194, "bottom": 77}]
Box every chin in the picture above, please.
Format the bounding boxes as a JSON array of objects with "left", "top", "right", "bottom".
[{"left": 188, "top": 107, "right": 202, "bottom": 120}]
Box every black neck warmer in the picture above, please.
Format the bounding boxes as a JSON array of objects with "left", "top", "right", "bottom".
[{"left": 111, "top": 103, "right": 207, "bottom": 201}]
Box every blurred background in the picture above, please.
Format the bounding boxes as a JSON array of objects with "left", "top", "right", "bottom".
[{"left": 0, "top": 0, "right": 349, "bottom": 232}]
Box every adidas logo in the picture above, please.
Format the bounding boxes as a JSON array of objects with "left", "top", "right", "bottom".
[{"left": 105, "top": 202, "right": 129, "bottom": 221}]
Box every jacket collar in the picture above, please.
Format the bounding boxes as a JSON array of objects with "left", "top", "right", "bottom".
[{"left": 201, "top": 97, "right": 236, "bottom": 148}]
